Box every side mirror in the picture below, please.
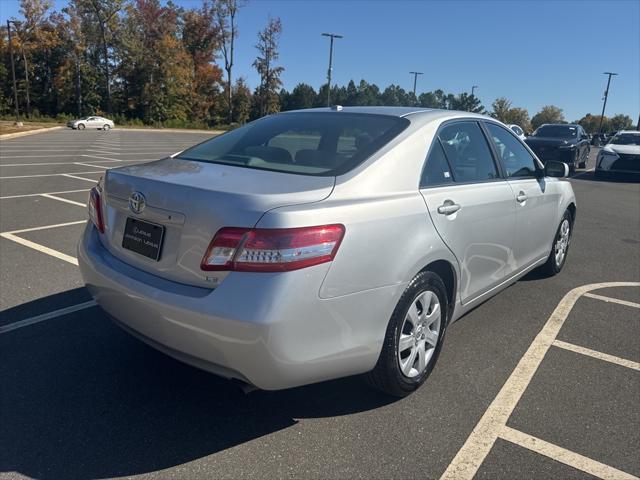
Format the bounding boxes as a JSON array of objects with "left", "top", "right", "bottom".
[{"left": 544, "top": 160, "right": 569, "bottom": 178}]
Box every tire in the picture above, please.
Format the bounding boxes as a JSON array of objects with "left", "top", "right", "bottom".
[
  {"left": 78, "top": 123, "right": 85, "bottom": 130},
  {"left": 579, "top": 147, "right": 588, "bottom": 169},
  {"left": 103, "top": 124, "right": 110, "bottom": 131},
  {"left": 540, "top": 210, "right": 572, "bottom": 277},
  {"left": 365, "top": 271, "right": 449, "bottom": 397}
]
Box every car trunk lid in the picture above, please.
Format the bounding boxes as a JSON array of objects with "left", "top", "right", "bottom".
[{"left": 100, "top": 158, "right": 334, "bottom": 288}]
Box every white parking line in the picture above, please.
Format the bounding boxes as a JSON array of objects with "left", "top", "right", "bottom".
[
  {"left": 441, "top": 281, "right": 640, "bottom": 480},
  {"left": 0, "top": 160, "right": 119, "bottom": 167},
  {"left": 0, "top": 188, "right": 89, "bottom": 200},
  {"left": 583, "top": 292, "right": 640, "bottom": 309},
  {"left": 40, "top": 193, "right": 86, "bottom": 207},
  {"left": 552, "top": 340, "right": 640, "bottom": 371},
  {"left": 0, "top": 300, "right": 97, "bottom": 334},
  {"left": 0, "top": 171, "right": 101, "bottom": 179},
  {"left": 4, "top": 220, "right": 87, "bottom": 235},
  {"left": 82, "top": 154, "right": 122, "bottom": 162},
  {"left": 1, "top": 232, "right": 79, "bottom": 265},
  {"left": 498, "top": 426, "right": 638, "bottom": 480},
  {"left": 62, "top": 173, "right": 100, "bottom": 183}
]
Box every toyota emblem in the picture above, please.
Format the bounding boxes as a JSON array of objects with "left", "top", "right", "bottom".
[{"left": 129, "top": 191, "right": 146, "bottom": 214}]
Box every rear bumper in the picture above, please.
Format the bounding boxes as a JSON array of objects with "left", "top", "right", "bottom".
[{"left": 78, "top": 224, "right": 400, "bottom": 390}]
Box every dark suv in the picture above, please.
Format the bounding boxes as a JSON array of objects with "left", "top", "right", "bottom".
[{"left": 525, "top": 124, "right": 590, "bottom": 171}]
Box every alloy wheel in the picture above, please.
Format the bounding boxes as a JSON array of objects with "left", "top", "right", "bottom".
[
  {"left": 554, "top": 218, "right": 570, "bottom": 267},
  {"left": 397, "top": 290, "right": 441, "bottom": 378}
]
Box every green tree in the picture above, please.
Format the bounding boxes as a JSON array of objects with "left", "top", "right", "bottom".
[
  {"left": 283, "top": 82, "right": 316, "bottom": 110},
  {"left": 252, "top": 17, "right": 283, "bottom": 117},
  {"left": 490, "top": 97, "right": 512, "bottom": 122},
  {"left": 576, "top": 113, "right": 607, "bottom": 134},
  {"left": 418, "top": 89, "right": 447, "bottom": 108},
  {"left": 608, "top": 114, "right": 633, "bottom": 132},
  {"left": 73, "top": 0, "right": 123, "bottom": 115},
  {"left": 491, "top": 97, "right": 530, "bottom": 131},
  {"left": 232, "top": 77, "right": 251, "bottom": 123},
  {"left": 381, "top": 84, "right": 411, "bottom": 106},
  {"left": 215, "top": 0, "right": 245, "bottom": 123},
  {"left": 449, "top": 92, "right": 485, "bottom": 113},
  {"left": 531, "top": 105, "right": 565, "bottom": 129}
]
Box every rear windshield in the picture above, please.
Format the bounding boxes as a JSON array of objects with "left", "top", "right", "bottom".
[
  {"left": 533, "top": 125, "right": 577, "bottom": 138},
  {"left": 177, "top": 112, "right": 410, "bottom": 176},
  {"left": 610, "top": 134, "right": 640, "bottom": 146}
]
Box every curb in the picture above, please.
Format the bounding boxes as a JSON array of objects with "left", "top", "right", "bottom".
[{"left": 0, "top": 126, "right": 64, "bottom": 140}]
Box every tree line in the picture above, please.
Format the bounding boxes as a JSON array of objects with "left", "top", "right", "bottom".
[{"left": 1, "top": 0, "right": 635, "bottom": 133}]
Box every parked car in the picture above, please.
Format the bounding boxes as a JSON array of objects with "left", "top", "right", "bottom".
[
  {"left": 595, "top": 130, "right": 640, "bottom": 179},
  {"left": 508, "top": 124, "right": 526, "bottom": 141},
  {"left": 525, "top": 124, "right": 590, "bottom": 171},
  {"left": 78, "top": 107, "right": 576, "bottom": 397},
  {"left": 67, "top": 116, "right": 115, "bottom": 130}
]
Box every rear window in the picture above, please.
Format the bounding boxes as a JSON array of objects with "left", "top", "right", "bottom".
[{"left": 177, "top": 112, "right": 409, "bottom": 176}]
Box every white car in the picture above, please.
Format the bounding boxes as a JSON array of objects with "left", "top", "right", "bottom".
[
  {"left": 508, "top": 124, "right": 526, "bottom": 141},
  {"left": 67, "top": 116, "right": 115, "bottom": 130},
  {"left": 595, "top": 130, "right": 640, "bottom": 178}
]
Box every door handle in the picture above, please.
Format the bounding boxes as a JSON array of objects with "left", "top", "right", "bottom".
[
  {"left": 437, "top": 200, "right": 461, "bottom": 215},
  {"left": 516, "top": 191, "right": 528, "bottom": 203}
]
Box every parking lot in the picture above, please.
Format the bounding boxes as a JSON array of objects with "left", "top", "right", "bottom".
[{"left": 1, "top": 129, "right": 638, "bottom": 479}]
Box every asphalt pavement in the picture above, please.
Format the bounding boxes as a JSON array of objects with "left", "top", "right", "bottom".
[{"left": 0, "top": 130, "right": 638, "bottom": 480}]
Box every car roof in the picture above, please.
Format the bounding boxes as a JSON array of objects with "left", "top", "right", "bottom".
[
  {"left": 539, "top": 123, "right": 579, "bottom": 127},
  {"left": 617, "top": 130, "right": 640, "bottom": 135},
  {"left": 278, "top": 106, "right": 490, "bottom": 126}
]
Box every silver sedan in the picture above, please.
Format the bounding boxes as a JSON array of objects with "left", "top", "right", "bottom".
[
  {"left": 78, "top": 107, "right": 576, "bottom": 396},
  {"left": 67, "top": 116, "right": 115, "bottom": 130}
]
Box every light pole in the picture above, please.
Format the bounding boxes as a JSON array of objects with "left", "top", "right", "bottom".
[
  {"left": 322, "top": 32, "right": 342, "bottom": 107},
  {"left": 409, "top": 71, "right": 423, "bottom": 103},
  {"left": 471, "top": 85, "right": 478, "bottom": 96},
  {"left": 6, "top": 20, "right": 20, "bottom": 123},
  {"left": 598, "top": 72, "right": 618, "bottom": 134}
]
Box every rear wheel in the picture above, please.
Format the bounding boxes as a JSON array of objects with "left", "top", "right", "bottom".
[
  {"left": 78, "top": 123, "right": 85, "bottom": 130},
  {"left": 366, "top": 271, "right": 448, "bottom": 397},
  {"left": 540, "top": 210, "right": 572, "bottom": 276},
  {"left": 579, "top": 147, "right": 588, "bottom": 169}
]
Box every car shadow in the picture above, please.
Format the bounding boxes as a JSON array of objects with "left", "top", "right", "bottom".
[{"left": 0, "top": 289, "right": 397, "bottom": 479}]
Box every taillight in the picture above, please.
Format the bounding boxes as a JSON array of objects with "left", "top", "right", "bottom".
[
  {"left": 201, "top": 224, "right": 345, "bottom": 272},
  {"left": 88, "top": 186, "right": 105, "bottom": 233}
]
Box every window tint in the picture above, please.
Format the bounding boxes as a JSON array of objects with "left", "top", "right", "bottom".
[
  {"left": 486, "top": 123, "right": 538, "bottom": 178},
  {"left": 421, "top": 140, "right": 454, "bottom": 187},
  {"left": 177, "top": 113, "right": 409, "bottom": 176},
  {"left": 438, "top": 122, "right": 499, "bottom": 183}
]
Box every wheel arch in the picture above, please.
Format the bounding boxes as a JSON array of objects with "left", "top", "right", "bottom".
[{"left": 419, "top": 259, "right": 457, "bottom": 322}]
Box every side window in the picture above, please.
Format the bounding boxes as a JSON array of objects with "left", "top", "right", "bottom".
[
  {"left": 421, "top": 139, "right": 454, "bottom": 188},
  {"left": 438, "top": 122, "right": 499, "bottom": 183},
  {"left": 486, "top": 123, "right": 538, "bottom": 178}
]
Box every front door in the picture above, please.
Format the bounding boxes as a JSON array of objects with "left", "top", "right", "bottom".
[{"left": 420, "top": 120, "right": 516, "bottom": 304}]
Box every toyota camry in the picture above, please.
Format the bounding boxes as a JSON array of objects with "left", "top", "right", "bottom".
[{"left": 79, "top": 107, "right": 576, "bottom": 397}]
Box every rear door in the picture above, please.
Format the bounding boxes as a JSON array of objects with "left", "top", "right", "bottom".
[
  {"left": 420, "top": 120, "right": 516, "bottom": 304},
  {"left": 484, "top": 122, "right": 558, "bottom": 270}
]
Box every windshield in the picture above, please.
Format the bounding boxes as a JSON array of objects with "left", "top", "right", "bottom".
[
  {"left": 610, "top": 134, "right": 640, "bottom": 146},
  {"left": 177, "top": 112, "right": 410, "bottom": 176},
  {"left": 533, "top": 125, "right": 577, "bottom": 138}
]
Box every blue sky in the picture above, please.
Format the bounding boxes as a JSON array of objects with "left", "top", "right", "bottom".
[{"left": 2, "top": 0, "right": 639, "bottom": 122}]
